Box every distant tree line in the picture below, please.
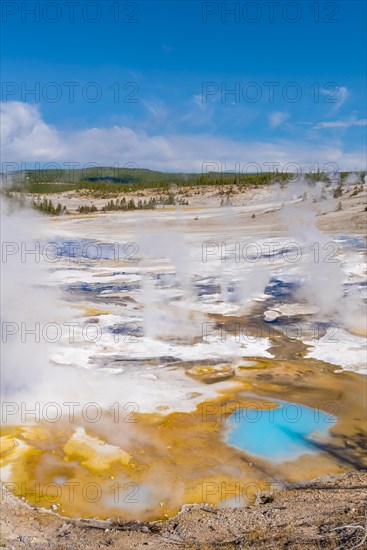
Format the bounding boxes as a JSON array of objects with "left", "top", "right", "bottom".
[
  {"left": 31, "top": 197, "right": 68, "bottom": 215},
  {"left": 6, "top": 170, "right": 295, "bottom": 196},
  {"left": 101, "top": 197, "right": 157, "bottom": 211},
  {"left": 77, "top": 204, "right": 98, "bottom": 213}
]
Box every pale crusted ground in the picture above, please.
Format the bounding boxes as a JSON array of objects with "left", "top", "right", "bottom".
[{"left": 25, "top": 182, "right": 367, "bottom": 234}]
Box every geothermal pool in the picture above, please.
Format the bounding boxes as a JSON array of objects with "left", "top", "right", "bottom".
[
  {"left": 1, "top": 192, "right": 366, "bottom": 520},
  {"left": 225, "top": 397, "right": 337, "bottom": 463}
]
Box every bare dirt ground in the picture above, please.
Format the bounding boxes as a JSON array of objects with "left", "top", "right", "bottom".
[{"left": 1, "top": 471, "right": 366, "bottom": 549}]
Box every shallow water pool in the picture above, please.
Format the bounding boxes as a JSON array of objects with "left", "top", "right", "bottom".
[{"left": 226, "top": 398, "right": 337, "bottom": 463}]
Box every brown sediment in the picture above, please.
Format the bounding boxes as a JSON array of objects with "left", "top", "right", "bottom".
[
  {"left": 186, "top": 363, "right": 235, "bottom": 382},
  {"left": 78, "top": 306, "right": 112, "bottom": 317},
  {"left": 206, "top": 297, "right": 320, "bottom": 363}
]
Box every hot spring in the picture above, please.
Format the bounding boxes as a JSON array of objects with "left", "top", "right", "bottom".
[{"left": 1, "top": 190, "right": 366, "bottom": 520}]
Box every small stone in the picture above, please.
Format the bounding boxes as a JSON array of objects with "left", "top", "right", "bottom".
[
  {"left": 57, "top": 524, "right": 71, "bottom": 537},
  {"left": 140, "top": 373, "right": 158, "bottom": 380},
  {"left": 259, "top": 494, "right": 274, "bottom": 504},
  {"left": 264, "top": 310, "right": 280, "bottom": 322},
  {"left": 185, "top": 392, "right": 201, "bottom": 399}
]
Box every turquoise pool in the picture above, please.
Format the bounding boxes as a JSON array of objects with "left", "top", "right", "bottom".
[{"left": 225, "top": 398, "right": 337, "bottom": 463}]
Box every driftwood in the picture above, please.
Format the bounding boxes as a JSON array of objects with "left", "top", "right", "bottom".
[
  {"left": 70, "top": 517, "right": 162, "bottom": 533},
  {"left": 288, "top": 483, "right": 367, "bottom": 491},
  {"left": 331, "top": 510, "right": 367, "bottom": 550}
]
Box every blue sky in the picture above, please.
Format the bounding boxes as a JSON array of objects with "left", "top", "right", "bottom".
[{"left": 1, "top": 0, "right": 366, "bottom": 171}]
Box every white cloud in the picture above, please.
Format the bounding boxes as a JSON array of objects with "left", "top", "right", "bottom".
[
  {"left": 1, "top": 102, "right": 366, "bottom": 171},
  {"left": 269, "top": 111, "right": 289, "bottom": 128},
  {"left": 0, "top": 102, "right": 63, "bottom": 160},
  {"left": 192, "top": 94, "right": 206, "bottom": 109},
  {"left": 322, "top": 85, "right": 349, "bottom": 111},
  {"left": 142, "top": 100, "right": 169, "bottom": 120},
  {"left": 313, "top": 118, "right": 367, "bottom": 129}
]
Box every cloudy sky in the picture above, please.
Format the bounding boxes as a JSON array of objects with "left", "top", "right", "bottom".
[{"left": 1, "top": 0, "right": 366, "bottom": 171}]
